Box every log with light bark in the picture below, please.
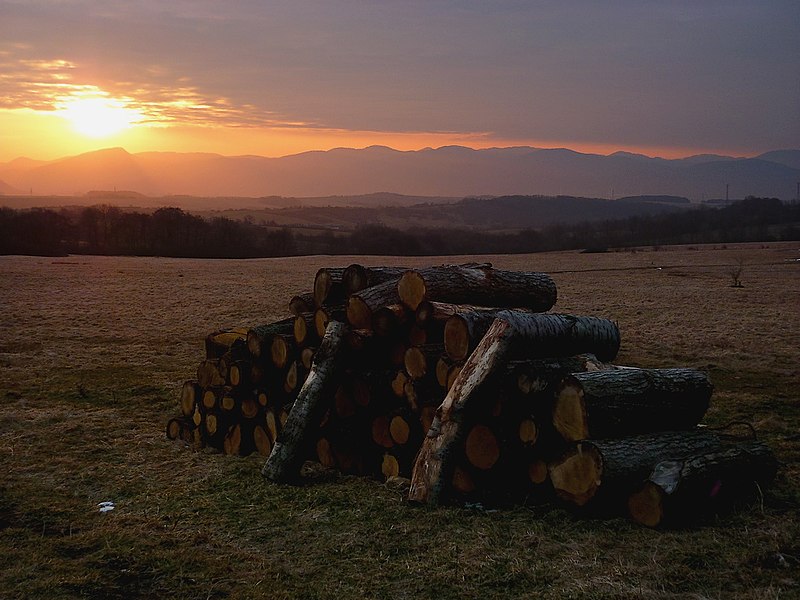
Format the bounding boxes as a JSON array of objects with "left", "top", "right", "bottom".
[
  {"left": 262, "top": 321, "right": 348, "bottom": 483},
  {"left": 628, "top": 439, "right": 777, "bottom": 528},
  {"left": 553, "top": 368, "right": 712, "bottom": 442},
  {"left": 313, "top": 267, "right": 348, "bottom": 307},
  {"left": 549, "top": 429, "right": 723, "bottom": 510},
  {"left": 343, "top": 264, "right": 408, "bottom": 296},
  {"left": 289, "top": 292, "right": 315, "bottom": 317},
  {"left": 346, "top": 279, "right": 403, "bottom": 330},
  {"left": 409, "top": 318, "right": 618, "bottom": 505},
  {"left": 397, "top": 265, "right": 557, "bottom": 312}
]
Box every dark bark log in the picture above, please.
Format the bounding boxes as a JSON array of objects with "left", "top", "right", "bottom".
[
  {"left": 313, "top": 267, "right": 348, "bottom": 307},
  {"left": 346, "top": 279, "right": 402, "bottom": 330},
  {"left": 549, "top": 429, "right": 723, "bottom": 510},
  {"left": 343, "top": 264, "right": 408, "bottom": 295},
  {"left": 444, "top": 308, "right": 520, "bottom": 361},
  {"left": 166, "top": 417, "right": 193, "bottom": 441},
  {"left": 262, "top": 321, "right": 348, "bottom": 483},
  {"left": 246, "top": 317, "right": 295, "bottom": 359},
  {"left": 628, "top": 440, "right": 777, "bottom": 528},
  {"left": 397, "top": 265, "right": 557, "bottom": 312},
  {"left": 554, "top": 368, "right": 712, "bottom": 442},
  {"left": 372, "top": 303, "right": 410, "bottom": 337},
  {"left": 289, "top": 292, "right": 315, "bottom": 317}
]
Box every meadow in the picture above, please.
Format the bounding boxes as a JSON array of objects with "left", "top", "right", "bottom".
[{"left": 1, "top": 243, "right": 798, "bottom": 599}]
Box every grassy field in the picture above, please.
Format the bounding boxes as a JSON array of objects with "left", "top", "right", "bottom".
[{"left": 1, "top": 243, "right": 798, "bottom": 599}]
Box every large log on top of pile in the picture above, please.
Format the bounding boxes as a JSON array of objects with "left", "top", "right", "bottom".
[
  {"left": 409, "top": 315, "right": 620, "bottom": 505},
  {"left": 627, "top": 439, "right": 777, "bottom": 528},
  {"left": 553, "top": 368, "right": 713, "bottom": 442},
  {"left": 397, "top": 264, "right": 557, "bottom": 312},
  {"left": 548, "top": 429, "right": 724, "bottom": 511},
  {"left": 262, "top": 321, "right": 348, "bottom": 483}
]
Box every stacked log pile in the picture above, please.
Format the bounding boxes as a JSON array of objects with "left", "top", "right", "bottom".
[{"left": 167, "top": 262, "right": 777, "bottom": 527}]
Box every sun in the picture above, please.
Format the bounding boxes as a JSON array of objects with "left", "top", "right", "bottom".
[{"left": 56, "top": 94, "right": 144, "bottom": 138}]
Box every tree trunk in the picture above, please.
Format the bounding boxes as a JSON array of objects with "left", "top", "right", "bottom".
[
  {"left": 628, "top": 439, "right": 777, "bottom": 528},
  {"left": 262, "top": 321, "right": 348, "bottom": 483},
  {"left": 397, "top": 265, "right": 556, "bottom": 312},
  {"left": 343, "top": 264, "right": 408, "bottom": 295},
  {"left": 346, "top": 279, "right": 403, "bottom": 330},
  {"left": 313, "top": 267, "right": 348, "bottom": 307},
  {"left": 549, "top": 429, "right": 723, "bottom": 510},
  {"left": 553, "top": 368, "right": 712, "bottom": 442}
]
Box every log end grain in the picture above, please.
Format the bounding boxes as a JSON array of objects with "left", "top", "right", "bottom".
[
  {"left": 382, "top": 453, "right": 400, "bottom": 479},
  {"left": 404, "top": 346, "right": 428, "bottom": 380},
  {"left": 627, "top": 482, "right": 665, "bottom": 527},
  {"left": 397, "top": 270, "right": 426, "bottom": 310},
  {"left": 389, "top": 415, "right": 411, "bottom": 445},
  {"left": 519, "top": 418, "right": 538, "bottom": 447},
  {"left": 465, "top": 424, "right": 500, "bottom": 470},
  {"left": 444, "top": 316, "right": 470, "bottom": 361},
  {"left": 452, "top": 466, "right": 476, "bottom": 494},
  {"left": 549, "top": 443, "right": 602, "bottom": 507},
  {"left": 180, "top": 381, "right": 198, "bottom": 416},
  {"left": 346, "top": 296, "right": 373, "bottom": 330},
  {"left": 254, "top": 425, "right": 273, "bottom": 457},
  {"left": 553, "top": 377, "right": 590, "bottom": 442}
]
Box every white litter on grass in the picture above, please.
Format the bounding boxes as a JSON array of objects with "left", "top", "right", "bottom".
[{"left": 98, "top": 501, "right": 115, "bottom": 513}]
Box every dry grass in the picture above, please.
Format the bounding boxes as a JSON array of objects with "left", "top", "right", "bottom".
[{"left": 1, "top": 242, "right": 798, "bottom": 599}]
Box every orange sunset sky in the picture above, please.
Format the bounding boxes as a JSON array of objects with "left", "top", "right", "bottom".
[{"left": 1, "top": 1, "right": 798, "bottom": 163}]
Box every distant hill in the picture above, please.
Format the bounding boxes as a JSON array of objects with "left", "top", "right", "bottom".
[
  {"left": 0, "top": 180, "right": 23, "bottom": 195},
  {"left": 1, "top": 145, "right": 798, "bottom": 200}
]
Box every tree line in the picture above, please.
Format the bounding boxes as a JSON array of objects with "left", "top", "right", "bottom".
[{"left": 0, "top": 197, "right": 797, "bottom": 258}]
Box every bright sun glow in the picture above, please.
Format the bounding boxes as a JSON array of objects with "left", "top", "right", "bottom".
[{"left": 56, "top": 94, "right": 144, "bottom": 138}]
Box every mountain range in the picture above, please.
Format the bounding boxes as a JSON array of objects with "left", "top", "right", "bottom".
[{"left": 1, "top": 145, "right": 798, "bottom": 201}]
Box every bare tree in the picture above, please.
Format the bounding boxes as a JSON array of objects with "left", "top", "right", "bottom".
[{"left": 728, "top": 258, "right": 745, "bottom": 288}]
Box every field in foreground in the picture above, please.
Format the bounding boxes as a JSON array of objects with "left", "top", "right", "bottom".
[{"left": 1, "top": 243, "right": 798, "bottom": 599}]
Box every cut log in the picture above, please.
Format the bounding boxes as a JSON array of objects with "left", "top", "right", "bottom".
[
  {"left": 403, "top": 344, "right": 445, "bottom": 380},
  {"left": 300, "top": 347, "right": 316, "bottom": 370},
  {"left": 262, "top": 321, "right": 348, "bottom": 482},
  {"left": 289, "top": 292, "right": 315, "bottom": 317},
  {"left": 197, "top": 359, "right": 226, "bottom": 388},
  {"left": 253, "top": 425, "right": 273, "bottom": 457},
  {"left": 179, "top": 380, "right": 201, "bottom": 417},
  {"left": 314, "top": 305, "right": 345, "bottom": 338},
  {"left": 313, "top": 267, "right": 348, "bottom": 307},
  {"left": 293, "top": 313, "right": 317, "bottom": 347},
  {"left": 343, "top": 264, "right": 408, "bottom": 295},
  {"left": 444, "top": 308, "right": 513, "bottom": 361},
  {"left": 371, "top": 415, "right": 394, "bottom": 449},
  {"left": 346, "top": 279, "right": 402, "bottom": 330},
  {"left": 397, "top": 265, "right": 556, "bottom": 312},
  {"left": 246, "top": 317, "right": 295, "bottom": 359},
  {"left": 166, "top": 417, "right": 193, "bottom": 441},
  {"left": 628, "top": 440, "right": 777, "bottom": 528},
  {"left": 409, "top": 318, "right": 516, "bottom": 505},
  {"left": 549, "top": 429, "right": 723, "bottom": 510},
  {"left": 204, "top": 327, "right": 249, "bottom": 359},
  {"left": 509, "top": 354, "right": 612, "bottom": 397},
  {"left": 372, "top": 303, "right": 409, "bottom": 336},
  {"left": 553, "top": 368, "right": 713, "bottom": 442},
  {"left": 465, "top": 424, "right": 501, "bottom": 470}
]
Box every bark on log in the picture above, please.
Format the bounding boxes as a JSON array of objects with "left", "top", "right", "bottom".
[
  {"left": 262, "top": 321, "right": 348, "bottom": 483},
  {"left": 289, "top": 292, "right": 315, "bottom": 317},
  {"left": 549, "top": 429, "right": 723, "bottom": 510},
  {"left": 554, "top": 368, "right": 712, "bottom": 442},
  {"left": 397, "top": 265, "right": 557, "bottom": 312},
  {"left": 372, "top": 303, "right": 410, "bottom": 337},
  {"left": 346, "top": 279, "right": 403, "bottom": 330},
  {"left": 343, "top": 264, "right": 408, "bottom": 296},
  {"left": 628, "top": 440, "right": 777, "bottom": 528},
  {"left": 313, "top": 267, "right": 348, "bottom": 307},
  {"left": 314, "top": 305, "right": 345, "bottom": 338},
  {"left": 246, "top": 317, "right": 295, "bottom": 359},
  {"left": 444, "top": 308, "right": 521, "bottom": 361}
]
